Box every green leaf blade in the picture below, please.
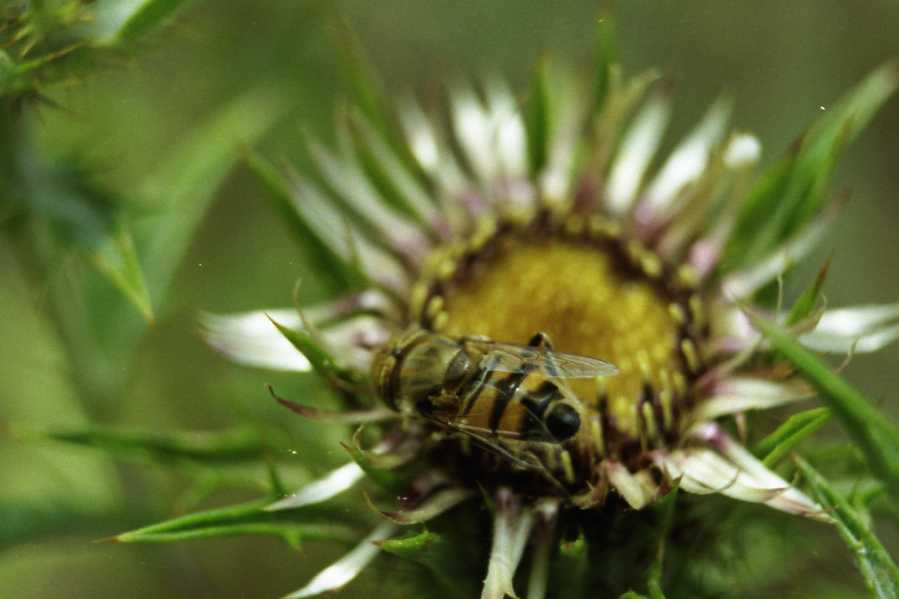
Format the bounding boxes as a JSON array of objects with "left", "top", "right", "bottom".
[
  {"left": 754, "top": 316, "right": 899, "bottom": 495},
  {"left": 114, "top": 498, "right": 358, "bottom": 546},
  {"left": 795, "top": 457, "right": 899, "bottom": 598},
  {"left": 785, "top": 258, "right": 830, "bottom": 327},
  {"left": 380, "top": 530, "right": 475, "bottom": 599},
  {"left": 341, "top": 442, "right": 406, "bottom": 494},
  {"left": 88, "top": 0, "right": 196, "bottom": 46},
  {"left": 268, "top": 316, "right": 361, "bottom": 388},
  {"left": 525, "top": 58, "right": 550, "bottom": 177},
  {"left": 331, "top": 20, "right": 428, "bottom": 188},
  {"left": 35, "top": 425, "right": 287, "bottom": 466},
  {"left": 754, "top": 407, "right": 832, "bottom": 467}
]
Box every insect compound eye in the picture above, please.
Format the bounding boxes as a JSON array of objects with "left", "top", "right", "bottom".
[
  {"left": 545, "top": 404, "right": 581, "bottom": 441},
  {"left": 443, "top": 349, "right": 472, "bottom": 387}
]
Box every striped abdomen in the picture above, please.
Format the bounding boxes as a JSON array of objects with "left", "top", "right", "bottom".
[{"left": 455, "top": 371, "right": 581, "bottom": 443}]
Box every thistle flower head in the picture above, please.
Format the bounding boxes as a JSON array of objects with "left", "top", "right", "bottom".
[{"left": 199, "top": 27, "right": 899, "bottom": 599}]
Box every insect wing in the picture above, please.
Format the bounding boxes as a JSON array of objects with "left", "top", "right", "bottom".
[
  {"left": 468, "top": 341, "right": 617, "bottom": 379},
  {"left": 541, "top": 350, "right": 618, "bottom": 378}
]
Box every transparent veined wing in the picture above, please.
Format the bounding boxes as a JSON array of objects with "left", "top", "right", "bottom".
[{"left": 464, "top": 340, "right": 618, "bottom": 379}]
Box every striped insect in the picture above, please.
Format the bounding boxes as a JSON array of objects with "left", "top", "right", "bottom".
[{"left": 370, "top": 328, "right": 617, "bottom": 444}]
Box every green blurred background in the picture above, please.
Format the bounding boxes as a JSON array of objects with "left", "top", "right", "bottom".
[{"left": 2, "top": 1, "right": 898, "bottom": 597}]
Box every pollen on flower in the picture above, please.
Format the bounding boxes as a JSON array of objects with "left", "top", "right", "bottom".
[{"left": 412, "top": 211, "right": 708, "bottom": 466}]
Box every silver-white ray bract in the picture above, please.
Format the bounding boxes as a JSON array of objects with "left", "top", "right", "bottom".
[{"left": 283, "top": 523, "right": 397, "bottom": 599}]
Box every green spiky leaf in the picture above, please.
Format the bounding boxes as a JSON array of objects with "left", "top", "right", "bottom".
[
  {"left": 0, "top": 0, "right": 196, "bottom": 102},
  {"left": 754, "top": 407, "right": 832, "bottom": 467},
  {"left": 344, "top": 108, "right": 434, "bottom": 224},
  {"left": 795, "top": 457, "right": 899, "bottom": 598},
  {"left": 269, "top": 316, "right": 362, "bottom": 388},
  {"left": 88, "top": 0, "right": 196, "bottom": 46},
  {"left": 525, "top": 57, "right": 551, "bottom": 176},
  {"left": 341, "top": 441, "right": 406, "bottom": 494},
  {"left": 113, "top": 498, "right": 358, "bottom": 547},
  {"left": 379, "top": 530, "right": 475, "bottom": 599},
  {"left": 785, "top": 258, "right": 830, "bottom": 326},
  {"left": 753, "top": 316, "right": 899, "bottom": 496},
  {"left": 32, "top": 425, "right": 288, "bottom": 465},
  {"left": 0, "top": 500, "right": 140, "bottom": 549},
  {"left": 0, "top": 45, "right": 84, "bottom": 99},
  {"left": 331, "top": 20, "right": 426, "bottom": 187}
]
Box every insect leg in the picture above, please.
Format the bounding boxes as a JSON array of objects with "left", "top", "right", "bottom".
[
  {"left": 527, "top": 331, "right": 555, "bottom": 351},
  {"left": 529, "top": 331, "right": 563, "bottom": 379},
  {"left": 448, "top": 423, "right": 568, "bottom": 493},
  {"left": 459, "top": 357, "right": 496, "bottom": 416}
]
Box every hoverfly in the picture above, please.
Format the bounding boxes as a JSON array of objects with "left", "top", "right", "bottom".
[{"left": 370, "top": 328, "right": 617, "bottom": 444}]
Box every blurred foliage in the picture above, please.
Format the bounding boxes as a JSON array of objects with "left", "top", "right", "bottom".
[
  {"left": 723, "top": 61, "right": 899, "bottom": 271},
  {"left": 0, "top": 0, "right": 194, "bottom": 104},
  {"left": 1, "top": 1, "right": 898, "bottom": 598}
]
